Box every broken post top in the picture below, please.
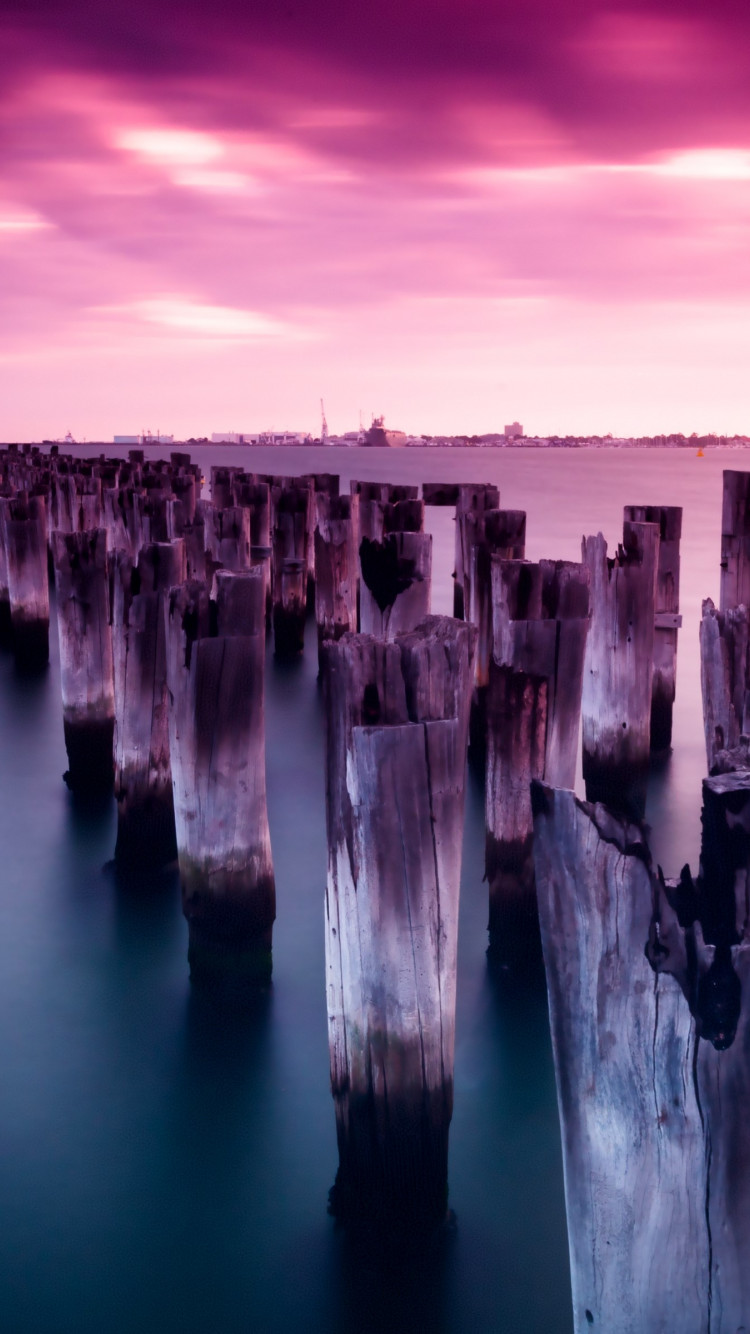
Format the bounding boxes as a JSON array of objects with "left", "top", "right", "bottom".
[
  {"left": 382, "top": 498, "right": 424, "bottom": 534},
  {"left": 491, "top": 558, "right": 590, "bottom": 626},
  {"left": 623, "top": 504, "right": 682, "bottom": 543},
  {"left": 133, "top": 539, "right": 187, "bottom": 595},
  {"left": 483, "top": 508, "right": 526, "bottom": 555},
  {"left": 52, "top": 527, "right": 108, "bottom": 573},
  {"left": 456, "top": 482, "right": 500, "bottom": 513},
  {"left": 214, "top": 567, "right": 265, "bottom": 637},
  {"left": 324, "top": 616, "right": 476, "bottom": 730},
  {"left": 582, "top": 524, "right": 660, "bottom": 576}
]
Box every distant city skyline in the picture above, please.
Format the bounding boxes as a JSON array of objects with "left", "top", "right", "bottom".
[{"left": 2, "top": 3, "right": 750, "bottom": 439}]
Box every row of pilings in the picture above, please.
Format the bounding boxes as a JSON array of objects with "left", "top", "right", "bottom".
[{"left": 0, "top": 441, "right": 698, "bottom": 1253}]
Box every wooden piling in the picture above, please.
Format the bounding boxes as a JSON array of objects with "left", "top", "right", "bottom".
[
  {"left": 112, "top": 539, "right": 186, "bottom": 871},
  {"left": 485, "top": 559, "right": 589, "bottom": 954},
  {"left": 466, "top": 508, "right": 526, "bottom": 762},
  {"left": 624, "top": 504, "right": 682, "bottom": 751},
  {"left": 454, "top": 483, "right": 500, "bottom": 618},
  {"left": 532, "top": 784, "right": 708, "bottom": 1332},
  {"left": 314, "top": 493, "right": 358, "bottom": 657},
  {"left": 200, "top": 502, "right": 251, "bottom": 573},
  {"left": 720, "top": 470, "right": 750, "bottom": 611},
  {"left": 52, "top": 528, "right": 115, "bottom": 794},
  {"left": 1, "top": 492, "right": 50, "bottom": 668},
  {"left": 165, "top": 569, "right": 275, "bottom": 986},
  {"left": 359, "top": 531, "right": 432, "bottom": 640},
  {"left": 323, "top": 616, "right": 475, "bottom": 1231},
  {"left": 271, "top": 487, "right": 310, "bottom": 656},
  {"left": 699, "top": 598, "right": 750, "bottom": 771},
  {"left": 581, "top": 523, "right": 659, "bottom": 817}
]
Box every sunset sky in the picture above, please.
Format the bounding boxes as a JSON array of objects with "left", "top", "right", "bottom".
[{"left": 2, "top": 0, "right": 750, "bottom": 439}]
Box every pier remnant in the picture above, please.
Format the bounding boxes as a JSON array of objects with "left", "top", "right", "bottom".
[
  {"left": 314, "top": 493, "right": 359, "bottom": 657},
  {"left": 486, "top": 560, "right": 589, "bottom": 952},
  {"left": 52, "top": 528, "right": 115, "bottom": 794},
  {"left": 1, "top": 492, "right": 50, "bottom": 668},
  {"left": 165, "top": 569, "right": 275, "bottom": 985},
  {"left": 581, "top": 523, "right": 659, "bottom": 817},
  {"left": 324, "top": 617, "right": 475, "bottom": 1230},
  {"left": 112, "top": 539, "right": 186, "bottom": 871},
  {"left": 623, "top": 505, "right": 682, "bottom": 751}
]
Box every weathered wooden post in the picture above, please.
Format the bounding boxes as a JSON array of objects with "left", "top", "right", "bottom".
[
  {"left": 271, "top": 486, "right": 309, "bottom": 656},
  {"left": 532, "top": 784, "right": 709, "bottom": 1333},
  {"left": 112, "top": 539, "right": 186, "bottom": 872},
  {"left": 581, "top": 522, "right": 659, "bottom": 817},
  {"left": 486, "top": 560, "right": 589, "bottom": 955},
  {"left": 1, "top": 492, "right": 50, "bottom": 668},
  {"left": 314, "top": 493, "right": 358, "bottom": 659},
  {"left": 52, "top": 528, "right": 115, "bottom": 794},
  {"left": 466, "top": 508, "right": 526, "bottom": 761},
  {"left": 624, "top": 504, "right": 682, "bottom": 751},
  {"left": 200, "top": 502, "right": 251, "bottom": 573},
  {"left": 382, "top": 498, "right": 424, "bottom": 534},
  {"left": 359, "top": 531, "right": 432, "bottom": 640},
  {"left": 103, "top": 486, "right": 146, "bottom": 560},
  {"left": 324, "top": 616, "right": 475, "bottom": 1231},
  {"left": 700, "top": 598, "right": 750, "bottom": 771},
  {"left": 720, "top": 470, "right": 750, "bottom": 611},
  {"left": 454, "top": 483, "right": 500, "bottom": 618},
  {"left": 165, "top": 569, "right": 275, "bottom": 986}
]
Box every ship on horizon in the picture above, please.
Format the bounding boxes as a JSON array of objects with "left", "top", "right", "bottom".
[{"left": 363, "top": 414, "right": 406, "bottom": 448}]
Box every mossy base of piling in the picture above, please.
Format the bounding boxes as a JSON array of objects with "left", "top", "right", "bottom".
[
  {"left": 183, "top": 870, "right": 276, "bottom": 989},
  {"left": 329, "top": 1091, "right": 452, "bottom": 1237},
  {"left": 582, "top": 750, "right": 649, "bottom": 821},
  {"left": 486, "top": 832, "right": 543, "bottom": 969},
  {"left": 114, "top": 788, "right": 178, "bottom": 875},
  {"left": 63, "top": 717, "right": 115, "bottom": 796},
  {"left": 273, "top": 604, "right": 305, "bottom": 657},
  {"left": 11, "top": 616, "right": 49, "bottom": 672}
]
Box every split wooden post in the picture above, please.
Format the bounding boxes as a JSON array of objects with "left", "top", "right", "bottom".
[
  {"left": 454, "top": 483, "right": 500, "bottom": 618},
  {"left": 200, "top": 502, "right": 251, "bottom": 573},
  {"left": 720, "top": 470, "right": 750, "bottom": 611},
  {"left": 165, "top": 568, "right": 275, "bottom": 986},
  {"left": 323, "top": 616, "right": 475, "bottom": 1231},
  {"left": 532, "top": 784, "right": 709, "bottom": 1333},
  {"left": 359, "top": 531, "right": 432, "bottom": 640},
  {"left": 580, "top": 523, "right": 659, "bottom": 817},
  {"left": 485, "top": 559, "right": 590, "bottom": 953},
  {"left": 624, "top": 505, "right": 683, "bottom": 751},
  {"left": 112, "top": 539, "right": 186, "bottom": 871},
  {"left": 52, "top": 528, "right": 115, "bottom": 794},
  {"left": 314, "top": 493, "right": 359, "bottom": 658},
  {"left": 1, "top": 492, "right": 50, "bottom": 668}
]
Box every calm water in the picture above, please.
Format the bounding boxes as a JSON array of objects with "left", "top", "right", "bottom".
[{"left": 0, "top": 445, "right": 733, "bottom": 1333}]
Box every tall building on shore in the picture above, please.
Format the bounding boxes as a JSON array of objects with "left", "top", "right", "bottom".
[{"left": 504, "top": 421, "right": 524, "bottom": 439}]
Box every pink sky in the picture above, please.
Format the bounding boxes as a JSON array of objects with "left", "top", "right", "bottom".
[{"left": 2, "top": 1, "right": 750, "bottom": 439}]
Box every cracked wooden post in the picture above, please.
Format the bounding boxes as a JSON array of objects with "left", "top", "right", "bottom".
[
  {"left": 112, "top": 539, "right": 186, "bottom": 873},
  {"left": 314, "top": 493, "right": 358, "bottom": 661},
  {"left": 720, "top": 469, "right": 750, "bottom": 611},
  {"left": 232, "top": 480, "right": 271, "bottom": 618},
  {"left": 486, "top": 560, "right": 589, "bottom": 956},
  {"left": 699, "top": 598, "right": 750, "bottom": 771},
  {"left": 1, "top": 492, "right": 50, "bottom": 669},
  {"left": 52, "top": 528, "right": 115, "bottom": 795},
  {"left": 103, "top": 487, "right": 146, "bottom": 561},
  {"left": 323, "top": 616, "right": 475, "bottom": 1232},
  {"left": 467, "top": 508, "right": 527, "bottom": 762},
  {"left": 581, "top": 522, "right": 659, "bottom": 818},
  {"left": 359, "top": 530, "right": 432, "bottom": 640},
  {"left": 165, "top": 568, "right": 275, "bottom": 987},
  {"left": 454, "top": 483, "right": 500, "bottom": 618},
  {"left": 271, "top": 486, "right": 310, "bottom": 656},
  {"left": 624, "top": 505, "right": 683, "bottom": 752},
  {"left": 532, "top": 783, "right": 709, "bottom": 1333},
  {"left": 200, "top": 502, "right": 251, "bottom": 573}
]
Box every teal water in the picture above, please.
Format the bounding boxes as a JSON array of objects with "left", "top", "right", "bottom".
[{"left": 0, "top": 445, "right": 731, "bottom": 1332}]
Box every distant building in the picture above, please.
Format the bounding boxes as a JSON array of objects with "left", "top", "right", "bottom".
[
  {"left": 114, "top": 435, "right": 140, "bottom": 445},
  {"left": 211, "top": 430, "right": 307, "bottom": 445},
  {"left": 504, "top": 421, "right": 524, "bottom": 439}
]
